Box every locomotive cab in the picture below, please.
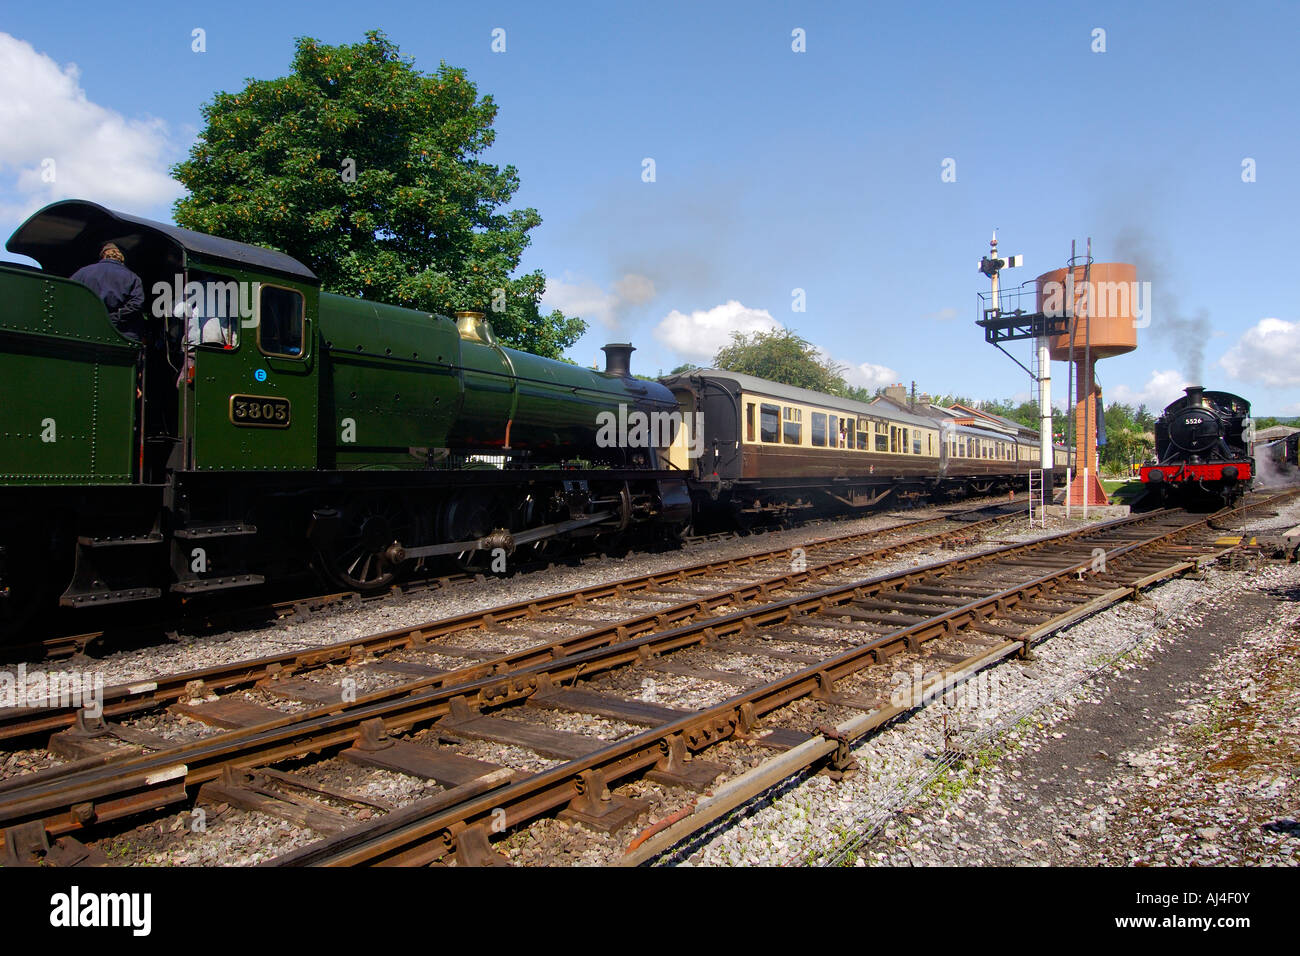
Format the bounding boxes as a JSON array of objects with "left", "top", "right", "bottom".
[{"left": 6, "top": 200, "right": 322, "bottom": 482}]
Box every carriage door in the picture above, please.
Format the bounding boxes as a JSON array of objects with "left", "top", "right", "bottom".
[{"left": 188, "top": 276, "right": 318, "bottom": 472}]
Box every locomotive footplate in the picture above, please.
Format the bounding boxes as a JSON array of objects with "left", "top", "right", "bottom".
[
  {"left": 60, "top": 533, "right": 165, "bottom": 608},
  {"left": 169, "top": 522, "right": 264, "bottom": 596}
]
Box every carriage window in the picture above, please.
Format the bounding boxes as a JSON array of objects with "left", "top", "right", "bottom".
[
  {"left": 783, "top": 407, "right": 802, "bottom": 445},
  {"left": 857, "top": 419, "right": 869, "bottom": 450},
  {"left": 902, "top": 428, "right": 909, "bottom": 453},
  {"left": 746, "top": 402, "right": 756, "bottom": 442},
  {"left": 760, "top": 404, "right": 779, "bottom": 443},
  {"left": 913, "top": 434, "right": 922, "bottom": 455},
  {"left": 811, "top": 412, "right": 827, "bottom": 447},
  {"left": 258, "top": 285, "right": 305, "bottom": 357},
  {"left": 828, "top": 415, "right": 838, "bottom": 447},
  {"left": 876, "top": 432, "right": 888, "bottom": 452}
]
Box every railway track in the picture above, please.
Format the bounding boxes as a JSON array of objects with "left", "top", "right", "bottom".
[
  {"left": 272, "top": 499, "right": 1278, "bottom": 867},
  {"left": 10, "top": 494, "right": 1030, "bottom": 664},
  {"left": 3, "top": 492, "right": 1280, "bottom": 866},
  {"left": 0, "top": 495, "right": 1028, "bottom": 745}
]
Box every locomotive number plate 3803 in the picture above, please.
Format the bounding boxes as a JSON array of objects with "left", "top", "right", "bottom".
[{"left": 230, "top": 394, "right": 291, "bottom": 428}]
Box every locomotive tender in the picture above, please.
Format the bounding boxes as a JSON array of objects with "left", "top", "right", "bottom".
[
  {"left": 0, "top": 200, "right": 690, "bottom": 634},
  {"left": 1140, "top": 386, "right": 1254, "bottom": 505}
]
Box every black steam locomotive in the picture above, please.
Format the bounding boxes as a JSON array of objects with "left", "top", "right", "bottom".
[{"left": 1140, "top": 386, "right": 1253, "bottom": 505}]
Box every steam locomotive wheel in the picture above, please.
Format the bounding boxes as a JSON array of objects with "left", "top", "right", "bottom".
[
  {"left": 441, "top": 492, "right": 498, "bottom": 571},
  {"left": 319, "top": 496, "right": 413, "bottom": 592}
]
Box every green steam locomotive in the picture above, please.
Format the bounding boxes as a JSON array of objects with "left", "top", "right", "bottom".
[{"left": 0, "top": 200, "right": 690, "bottom": 636}]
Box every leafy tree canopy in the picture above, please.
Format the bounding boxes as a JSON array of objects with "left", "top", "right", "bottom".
[
  {"left": 171, "top": 30, "right": 584, "bottom": 358},
  {"left": 713, "top": 328, "right": 863, "bottom": 397}
]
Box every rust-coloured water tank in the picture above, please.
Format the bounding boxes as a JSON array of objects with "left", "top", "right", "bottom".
[{"left": 1037, "top": 262, "right": 1139, "bottom": 361}]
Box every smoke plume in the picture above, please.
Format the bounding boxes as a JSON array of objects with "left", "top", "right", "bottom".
[{"left": 1113, "top": 226, "right": 1208, "bottom": 383}]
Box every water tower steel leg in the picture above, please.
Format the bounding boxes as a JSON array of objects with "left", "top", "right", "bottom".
[{"left": 1037, "top": 336, "right": 1052, "bottom": 488}]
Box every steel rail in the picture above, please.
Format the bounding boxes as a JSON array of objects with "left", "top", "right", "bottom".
[
  {"left": 5, "top": 495, "right": 1272, "bottom": 851},
  {"left": 0, "top": 503, "right": 1159, "bottom": 840},
  {"left": 13, "top": 495, "right": 1031, "bottom": 664},
  {"left": 274, "top": 491, "right": 1294, "bottom": 866},
  {"left": 0, "top": 498, "right": 1029, "bottom": 744}
]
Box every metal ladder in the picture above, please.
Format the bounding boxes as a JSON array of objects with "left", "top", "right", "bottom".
[{"left": 1027, "top": 468, "right": 1046, "bottom": 528}]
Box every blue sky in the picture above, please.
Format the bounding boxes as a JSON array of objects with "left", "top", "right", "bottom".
[{"left": 3, "top": 0, "right": 1299, "bottom": 413}]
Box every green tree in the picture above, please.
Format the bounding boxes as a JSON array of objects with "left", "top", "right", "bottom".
[
  {"left": 713, "top": 328, "right": 850, "bottom": 394},
  {"left": 171, "top": 30, "right": 584, "bottom": 358},
  {"left": 1098, "top": 401, "right": 1152, "bottom": 473}
]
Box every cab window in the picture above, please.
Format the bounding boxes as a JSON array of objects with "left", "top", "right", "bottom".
[
  {"left": 181, "top": 269, "right": 241, "bottom": 348},
  {"left": 258, "top": 285, "right": 306, "bottom": 358}
]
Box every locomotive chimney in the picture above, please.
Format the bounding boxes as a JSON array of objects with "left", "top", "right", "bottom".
[
  {"left": 602, "top": 343, "right": 635, "bottom": 378},
  {"left": 1184, "top": 385, "right": 1206, "bottom": 406}
]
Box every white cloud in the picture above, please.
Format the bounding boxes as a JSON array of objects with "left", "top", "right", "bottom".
[
  {"left": 0, "top": 33, "right": 183, "bottom": 222},
  {"left": 542, "top": 271, "right": 656, "bottom": 330},
  {"left": 1107, "top": 369, "right": 1189, "bottom": 410},
  {"left": 1218, "top": 317, "right": 1300, "bottom": 388},
  {"left": 653, "top": 299, "right": 781, "bottom": 363},
  {"left": 842, "top": 360, "right": 898, "bottom": 390},
  {"left": 813, "top": 345, "right": 898, "bottom": 392}
]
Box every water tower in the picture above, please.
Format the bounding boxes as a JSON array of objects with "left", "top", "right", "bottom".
[{"left": 1037, "top": 259, "right": 1138, "bottom": 506}]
